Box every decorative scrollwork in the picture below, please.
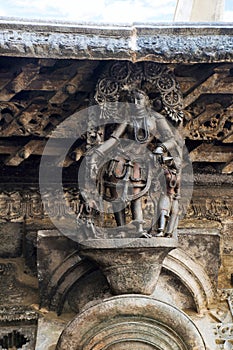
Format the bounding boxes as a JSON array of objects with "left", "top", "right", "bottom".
[
  {"left": 157, "top": 73, "right": 176, "bottom": 92},
  {"left": 215, "top": 323, "right": 233, "bottom": 340},
  {"left": 144, "top": 62, "right": 164, "bottom": 81},
  {"left": 184, "top": 103, "right": 233, "bottom": 141},
  {"left": 95, "top": 61, "right": 184, "bottom": 123},
  {"left": 110, "top": 62, "right": 130, "bottom": 82},
  {"left": 98, "top": 78, "right": 119, "bottom": 97}
]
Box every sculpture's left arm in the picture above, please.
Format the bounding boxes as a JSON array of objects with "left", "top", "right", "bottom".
[{"left": 152, "top": 112, "right": 184, "bottom": 172}]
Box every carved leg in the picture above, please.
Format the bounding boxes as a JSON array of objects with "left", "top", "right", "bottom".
[
  {"left": 131, "top": 196, "right": 151, "bottom": 238},
  {"left": 165, "top": 199, "right": 179, "bottom": 238},
  {"left": 113, "top": 208, "right": 126, "bottom": 227},
  {"left": 109, "top": 185, "right": 126, "bottom": 227},
  {"left": 156, "top": 194, "right": 171, "bottom": 237},
  {"left": 131, "top": 197, "right": 143, "bottom": 230},
  {"left": 157, "top": 209, "right": 169, "bottom": 236}
]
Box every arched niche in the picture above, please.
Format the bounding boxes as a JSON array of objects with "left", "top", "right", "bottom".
[{"left": 44, "top": 247, "right": 214, "bottom": 315}]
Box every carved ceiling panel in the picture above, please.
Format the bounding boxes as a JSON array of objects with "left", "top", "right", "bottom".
[
  {"left": 175, "top": 63, "right": 233, "bottom": 173},
  {"left": 0, "top": 58, "right": 232, "bottom": 174},
  {"left": 0, "top": 57, "right": 100, "bottom": 137},
  {"left": 180, "top": 64, "right": 233, "bottom": 143}
]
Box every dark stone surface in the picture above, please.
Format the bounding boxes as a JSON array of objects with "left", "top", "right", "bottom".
[
  {"left": 37, "top": 230, "right": 80, "bottom": 311},
  {"left": 0, "top": 223, "right": 22, "bottom": 258},
  {"left": 24, "top": 231, "right": 37, "bottom": 276},
  {"left": 37, "top": 230, "right": 79, "bottom": 284},
  {"left": 178, "top": 228, "right": 220, "bottom": 287},
  {"left": 0, "top": 259, "right": 38, "bottom": 306},
  {"left": 67, "top": 269, "right": 111, "bottom": 313}
]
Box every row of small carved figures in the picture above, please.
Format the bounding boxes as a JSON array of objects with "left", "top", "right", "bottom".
[{"left": 0, "top": 193, "right": 231, "bottom": 221}]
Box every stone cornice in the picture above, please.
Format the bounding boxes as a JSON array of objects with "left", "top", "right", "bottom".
[{"left": 0, "top": 17, "right": 232, "bottom": 63}]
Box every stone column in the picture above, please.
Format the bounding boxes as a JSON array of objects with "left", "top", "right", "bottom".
[{"left": 174, "top": 0, "right": 225, "bottom": 21}]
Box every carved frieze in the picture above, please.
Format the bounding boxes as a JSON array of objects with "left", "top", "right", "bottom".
[
  {"left": 0, "top": 186, "right": 232, "bottom": 224},
  {"left": 0, "top": 100, "right": 73, "bottom": 138},
  {"left": 0, "top": 59, "right": 97, "bottom": 138},
  {"left": 0, "top": 58, "right": 232, "bottom": 176},
  {"left": 0, "top": 305, "right": 38, "bottom": 324},
  {"left": 0, "top": 306, "right": 38, "bottom": 350},
  {"left": 137, "top": 33, "right": 233, "bottom": 63},
  {"left": 0, "top": 188, "right": 78, "bottom": 222},
  {"left": 184, "top": 197, "right": 233, "bottom": 221},
  {"left": 182, "top": 64, "right": 233, "bottom": 143}
]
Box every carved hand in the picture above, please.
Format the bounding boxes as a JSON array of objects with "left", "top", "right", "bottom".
[{"left": 153, "top": 145, "right": 164, "bottom": 164}]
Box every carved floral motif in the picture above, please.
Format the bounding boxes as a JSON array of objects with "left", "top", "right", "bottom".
[
  {"left": 215, "top": 323, "right": 233, "bottom": 349},
  {"left": 95, "top": 61, "right": 183, "bottom": 123}
]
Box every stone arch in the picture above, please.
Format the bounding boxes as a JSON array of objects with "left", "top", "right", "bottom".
[
  {"left": 163, "top": 248, "right": 215, "bottom": 313},
  {"left": 43, "top": 247, "right": 214, "bottom": 315},
  {"left": 41, "top": 251, "right": 97, "bottom": 315},
  {"left": 56, "top": 295, "right": 206, "bottom": 350}
]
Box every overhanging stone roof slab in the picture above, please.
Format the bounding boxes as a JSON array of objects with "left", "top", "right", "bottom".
[{"left": 0, "top": 18, "right": 232, "bottom": 63}]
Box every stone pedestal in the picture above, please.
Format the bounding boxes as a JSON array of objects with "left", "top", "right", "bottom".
[{"left": 78, "top": 238, "right": 177, "bottom": 295}]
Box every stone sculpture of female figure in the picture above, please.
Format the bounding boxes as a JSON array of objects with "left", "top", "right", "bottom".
[{"left": 81, "top": 88, "right": 183, "bottom": 238}]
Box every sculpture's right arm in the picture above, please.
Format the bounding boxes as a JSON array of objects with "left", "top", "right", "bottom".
[
  {"left": 81, "top": 122, "right": 128, "bottom": 209},
  {"left": 87, "top": 122, "right": 128, "bottom": 179}
]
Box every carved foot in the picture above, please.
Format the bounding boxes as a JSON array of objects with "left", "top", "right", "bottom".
[
  {"left": 155, "top": 231, "right": 165, "bottom": 237},
  {"left": 164, "top": 232, "right": 172, "bottom": 238},
  {"left": 140, "top": 232, "right": 152, "bottom": 238}
]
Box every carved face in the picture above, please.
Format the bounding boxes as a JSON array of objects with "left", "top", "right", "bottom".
[{"left": 130, "top": 89, "right": 149, "bottom": 107}]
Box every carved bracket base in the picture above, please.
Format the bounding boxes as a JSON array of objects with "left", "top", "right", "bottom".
[{"left": 78, "top": 238, "right": 177, "bottom": 295}]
